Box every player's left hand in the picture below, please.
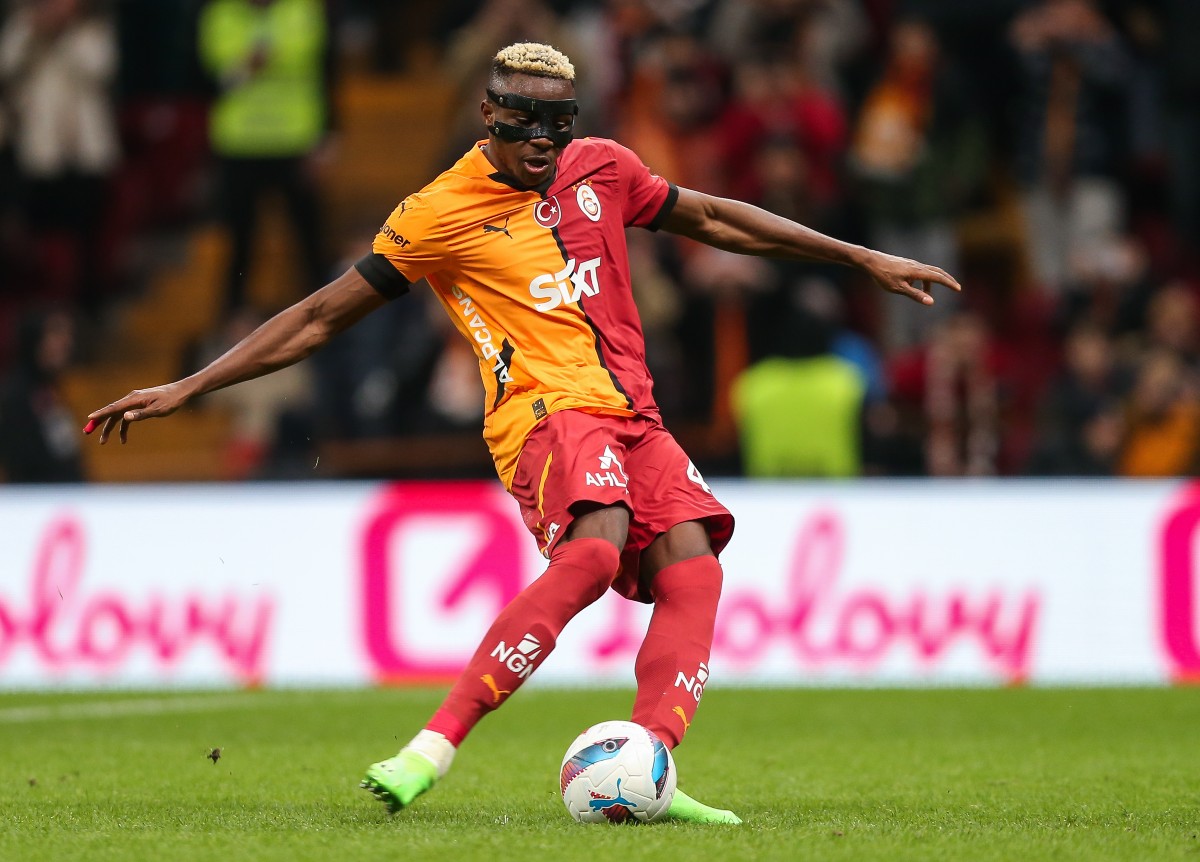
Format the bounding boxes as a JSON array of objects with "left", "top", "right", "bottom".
[{"left": 860, "top": 249, "right": 961, "bottom": 305}]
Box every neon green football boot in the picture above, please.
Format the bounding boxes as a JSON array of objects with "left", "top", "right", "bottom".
[
  {"left": 361, "top": 750, "right": 437, "bottom": 812},
  {"left": 360, "top": 730, "right": 455, "bottom": 813},
  {"left": 665, "top": 788, "right": 743, "bottom": 824}
]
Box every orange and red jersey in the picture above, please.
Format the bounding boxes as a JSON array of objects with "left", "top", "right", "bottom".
[{"left": 355, "top": 137, "right": 678, "bottom": 488}]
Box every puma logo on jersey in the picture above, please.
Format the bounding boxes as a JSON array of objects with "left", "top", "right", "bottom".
[
  {"left": 483, "top": 217, "right": 512, "bottom": 238},
  {"left": 528, "top": 257, "right": 601, "bottom": 312},
  {"left": 672, "top": 705, "right": 692, "bottom": 732}
]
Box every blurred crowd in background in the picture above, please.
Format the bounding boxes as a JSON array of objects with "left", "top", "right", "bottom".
[{"left": 3, "top": 0, "right": 1200, "bottom": 483}]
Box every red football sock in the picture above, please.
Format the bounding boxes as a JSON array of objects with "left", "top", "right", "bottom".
[
  {"left": 631, "top": 554, "right": 723, "bottom": 749},
  {"left": 426, "top": 537, "right": 620, "bottom": 747}
]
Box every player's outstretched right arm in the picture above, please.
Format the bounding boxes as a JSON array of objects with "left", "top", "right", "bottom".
[{"left": 84, "top": 267, "right": 388, "bottom": 445}]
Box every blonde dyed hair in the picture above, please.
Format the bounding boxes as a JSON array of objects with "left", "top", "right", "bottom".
[{"left": 491, "top": 42, "right": 576, "bottom": 82}]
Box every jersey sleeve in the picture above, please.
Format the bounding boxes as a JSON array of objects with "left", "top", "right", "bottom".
[
  {"left": 610, "top": 140, "right": 678, "bottom": 231},
  {"left": 355, "top": 194, "right": 449, "bottom": 298}
]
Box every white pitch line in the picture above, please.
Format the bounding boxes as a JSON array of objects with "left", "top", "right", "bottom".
[{"left": 0, "top": 694, "right": 266, "bottom": 723}]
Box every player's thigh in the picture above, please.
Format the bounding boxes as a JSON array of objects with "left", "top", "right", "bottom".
[
  {"left": 509, "top": 410, "right": 637, "bottom": 558},
  {"left": 564, "top": 503, "right": 630, "bottom": 549},
  {"left": 623, "top": 424, "right": 734, "bottom": 575}
]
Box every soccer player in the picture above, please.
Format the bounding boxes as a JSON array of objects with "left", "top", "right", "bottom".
[{"left": 84, "top": 42, "right": 959, "bottom": 824}]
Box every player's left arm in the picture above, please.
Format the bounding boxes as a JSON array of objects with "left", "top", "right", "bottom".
[
  {"left": 659, "top": 186, "right": 961, "bottom": 305},
  {"left": 85, "top": 267, "right": 387, "bottom": 444}
]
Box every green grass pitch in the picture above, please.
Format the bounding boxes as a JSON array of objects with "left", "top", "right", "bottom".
[{"left": 2, "top": 686, "right": 1198, "bottom": 861}]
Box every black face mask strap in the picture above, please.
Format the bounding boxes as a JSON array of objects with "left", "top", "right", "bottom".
[{"left": 486, "top": 88, "right": 578, "bottom": 149}]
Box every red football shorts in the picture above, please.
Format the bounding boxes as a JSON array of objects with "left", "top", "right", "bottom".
[{"left": 508, "top": 410, "right": 735, "bottom": 602}]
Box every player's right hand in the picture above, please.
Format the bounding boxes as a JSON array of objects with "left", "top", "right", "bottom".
[{"left": 83, "top": 383, "right": 190, "bottom": 445}]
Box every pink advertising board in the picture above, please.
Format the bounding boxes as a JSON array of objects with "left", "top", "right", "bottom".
[{"left": 1, "top": 480, "right": 1196, "bottom": 687}]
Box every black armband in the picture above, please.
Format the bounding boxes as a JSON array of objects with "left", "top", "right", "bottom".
[
  {"left": 354, "top": 252, "right": 411, "bottom": 299},
  {"left": 646, "top": 184, "right": 679, "bottom": 232}
]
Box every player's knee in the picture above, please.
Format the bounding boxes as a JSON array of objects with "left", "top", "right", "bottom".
[
  {"left": 648, "top": 553, "right": 723, "bottom": 603},
  {"left": 551, "top": 535, "right": 622, "bottom": 601}
]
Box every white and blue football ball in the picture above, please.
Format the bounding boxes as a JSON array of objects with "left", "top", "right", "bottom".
[{"left": 559, "top": 720, "right": 676, "bottom": 823}]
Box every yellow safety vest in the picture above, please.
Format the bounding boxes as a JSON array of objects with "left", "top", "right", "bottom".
[{"left": 199, "top": 0, "right": 326, "bottom": 157}]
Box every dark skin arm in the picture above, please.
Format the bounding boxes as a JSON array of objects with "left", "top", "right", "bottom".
[
  {"left": 85, "top": 267, "right": 388, "bottom": 443},
  {"left": 660, "top": 187, "right": 961, "bottom": 304}
]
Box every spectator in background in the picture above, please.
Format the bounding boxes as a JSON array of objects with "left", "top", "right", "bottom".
[
  {"left": 1057, "top": 229, "right": 1152, "bottom": 338},
  {"left": 732, "top": 277, "right": 871, "bottom": 478},
  {"left": 198, "top": 0, "right": 333, "bottom": 317},
  {"left": 707, "top": 0, "right": 867, "bottom": 100},
  {"left": 106, "top": 0, "right": 211, "bottom": 273},
  {"left": 1118, "top": 348, "right": 1200, "bottom": 476},
  {"left": 1157, "top": 0, "right": 1200, "bottom": 260},
  {"left": 0, "top": 308, "right": 83, "bottom": 483},
  {"left": 924, "top": 312, "right": 1001, "bottom": 476},
  {"left": 0, "top": 0, "right": 119, "bottom": 313},
  {"left": 616, "top": 30, "right": 728, "bottom": 195},
  {"left": 0, "top": 67, "right": 22, "bottom": 300},
  {"left": 1135, "top": 281, "right": 1200, "bottom": 370},
  {"left": 888, "top": 310, "right": 1002, "bottom": 476},
  {"left": 1009, "top": 0, "right": 1131, "bottom": 295},
  {"left": 717, "top": 54, "right": 847, "bottom": 224},
  {"left": 600, "top": 0, "right": 722, "bottom": 140},
  {"left": 1027, "top": 321, "right": 1126, "bottom": 475},
  {"left": 848, "top": 18, "right": 987, "bottom": 351},
  {"left": 732, "top": 347, "right": 865, "bottom": 478}
]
